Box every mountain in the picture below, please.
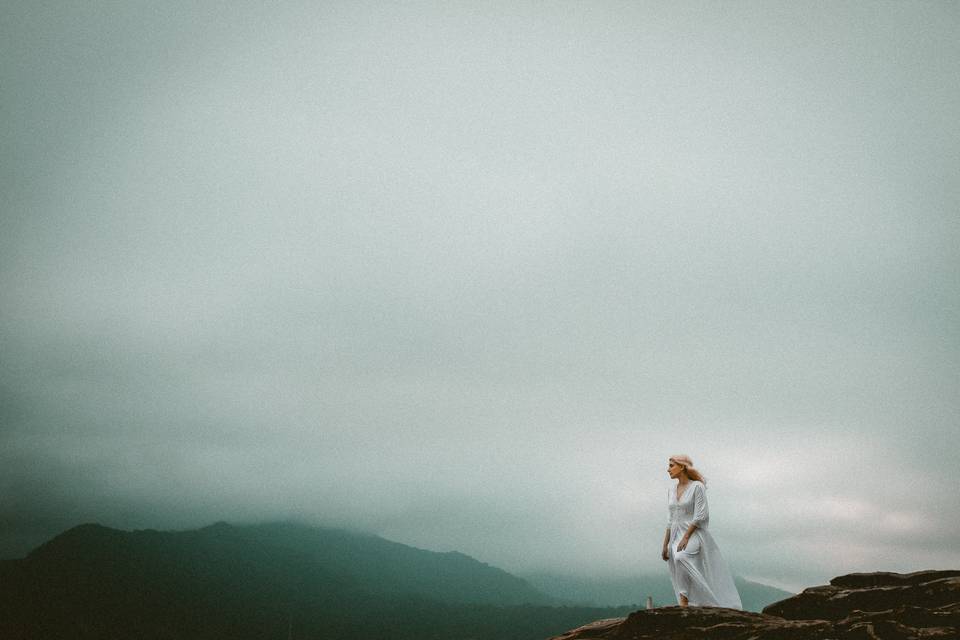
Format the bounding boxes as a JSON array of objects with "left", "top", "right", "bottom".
[
  {"left": 734, "top": 576, "right": 796, "bottom": 612},
  {"left": 0, "top": 521, "right": 633, "bottom": 640},
  {"left": 208, "top": 520, "right": 554, "bottom": 606},
  {"left": 21, "top": 521, "right": 551, "bottom": 606},
  {"left": 521, "top": 572, "right": 794, "bottom": 612}
]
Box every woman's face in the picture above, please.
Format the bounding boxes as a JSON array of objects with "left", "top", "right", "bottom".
[{"left": 668, "top": 460, "right": 685, "bottom": 480}]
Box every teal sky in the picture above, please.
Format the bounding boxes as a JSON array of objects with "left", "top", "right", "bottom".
[{"left": 2, "top": 2, "right": 958, "bottom": 591}]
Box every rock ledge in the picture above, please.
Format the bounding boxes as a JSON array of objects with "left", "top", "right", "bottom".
[{"left": 548, "top": 570, "right": 960, "bottom": 640}]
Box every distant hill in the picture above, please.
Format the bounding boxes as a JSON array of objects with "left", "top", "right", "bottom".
[
  {"left": 14, "top": 520, "right": 551, "bottom": 604},
  {"left": 735, "top": 576, "right": 796, "bottom": 612},
  {"left": 0, "top": 522, "right": 632, "bottom": 640},
  {"left": 521, "top": 572, "right": 794, "bottom": 612},
  {"left": 201, "top": 520, "right": 554, "bottom": 606}
]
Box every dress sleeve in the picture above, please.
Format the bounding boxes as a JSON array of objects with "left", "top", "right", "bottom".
[{"left": 692, "top": 482, "right": 709, "bottom": 527}]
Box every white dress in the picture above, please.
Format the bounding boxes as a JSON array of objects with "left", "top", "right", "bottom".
[{"left": 666, "top": 480, "right": 742, "bottom": 609}]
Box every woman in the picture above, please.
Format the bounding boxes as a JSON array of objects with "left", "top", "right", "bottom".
[{"left": 661, "top": 455, "right": 742, "bottom": 609}]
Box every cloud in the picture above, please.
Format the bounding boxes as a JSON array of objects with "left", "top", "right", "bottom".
[{"left": 2, "top": 2, "right": 958, "bottom": 590}]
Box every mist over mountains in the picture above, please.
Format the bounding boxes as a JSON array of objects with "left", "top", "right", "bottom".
[
  {"left": 3, "top": 1, "right": 958, "bottom": 593},
  {"left": 0, "top": 521, "right": 790, "bottom": 639}
]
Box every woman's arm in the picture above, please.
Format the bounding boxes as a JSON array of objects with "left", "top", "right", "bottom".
[
  {"left": 678, "top": 483, "right": 708, "bottom": 550},
  {"left": 662, "top": 488, "right": 672, "bottom": 560},
  {"left": 679, "top": 522, "right": 699, "bottom": 547},
  {"left": 692, "top": 482, "right": 709, "bottom": 527}
]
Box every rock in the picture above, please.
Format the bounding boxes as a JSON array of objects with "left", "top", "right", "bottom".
[
  {"left": 548, "top": 570, "right": 960, "bottom": 640},
  {"left": 830, "top": 571, "right": 960, "bottom": 589},
  {"left": 834, "top": 602, "right": 960, "bottom": 632},
  {"left": 548, "top": 607, "right": 832, "bottom": 639},
  {"left": 764, "top": 571, "right": 960, "bottom": 622},
  {"left": 549, "top": 616, "right": 625, "bottom": 639}
]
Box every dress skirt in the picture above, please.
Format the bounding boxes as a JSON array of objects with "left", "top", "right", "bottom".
[{"left": 666, "top": 481, "right": 742, "bottom": 609}]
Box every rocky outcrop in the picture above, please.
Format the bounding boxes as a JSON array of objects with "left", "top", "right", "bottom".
[
  {"left": 548, "top": 570, "right": 960, "bottom": 639},
  {"left": 549, "top": 608, "right": 833, "bottom": 640}
]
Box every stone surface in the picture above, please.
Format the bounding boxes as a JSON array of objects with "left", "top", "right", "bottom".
[
  {"left": 764, "top": 572, "right": 960, "bottom": 622},
  {"left": 548, "top": 570, "right": 960, "bottom": 640},
  {"left": 830, "top": 571, "right": 960, "bottom": 590}
]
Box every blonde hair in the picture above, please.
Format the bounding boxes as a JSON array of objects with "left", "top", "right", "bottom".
[{"left": 670, "top": 454, "right": 707, "bottom": 486}]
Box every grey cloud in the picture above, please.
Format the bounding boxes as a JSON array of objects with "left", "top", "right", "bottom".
[{"left": 2, "top": 1, "right": 959, "bottom": 588}]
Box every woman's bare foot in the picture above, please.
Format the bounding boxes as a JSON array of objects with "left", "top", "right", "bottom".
[{"left": 679, "top": 594, "right": 689, "bottom": 607}]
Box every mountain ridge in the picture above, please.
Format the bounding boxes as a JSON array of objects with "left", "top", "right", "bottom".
[
  {"left": 0, "top": 520, "right": 638, "bottom": 639},
  {"left": 22, "top": 519, "right": 553, "bottom": 606}
]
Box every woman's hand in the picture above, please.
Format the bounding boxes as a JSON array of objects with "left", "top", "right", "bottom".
[
  {"left": 661, "top": 546, "right": 669, "bottom": 561},
  {"left": 677, "top": 535, "right": 690, "bottom": 552}
]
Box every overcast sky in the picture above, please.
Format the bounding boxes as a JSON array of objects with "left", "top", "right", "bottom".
[{"left": 2, "top": 1, "right": 958, "bottom": 593}]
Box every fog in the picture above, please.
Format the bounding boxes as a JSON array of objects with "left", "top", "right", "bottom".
[{"left": 2, "top": 1, "right": 958, "bottom": 592}]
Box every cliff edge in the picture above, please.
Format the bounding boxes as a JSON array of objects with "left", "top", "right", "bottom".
[{"left": 548, "top": 569, "right": 960, "bottom": 639}]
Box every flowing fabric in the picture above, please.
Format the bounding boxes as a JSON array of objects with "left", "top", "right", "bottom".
[{"left": 666, "top": 480, "right": 742, "bottom": 609}]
